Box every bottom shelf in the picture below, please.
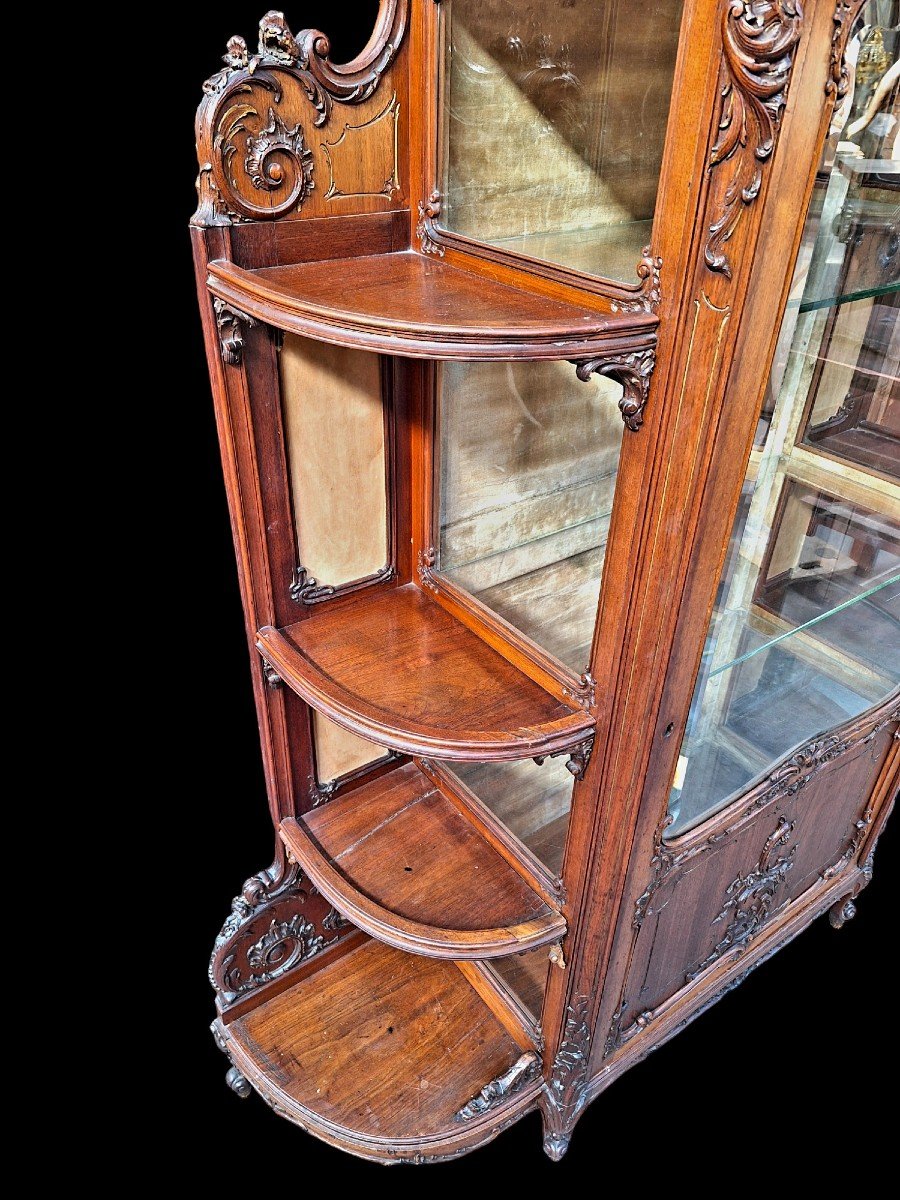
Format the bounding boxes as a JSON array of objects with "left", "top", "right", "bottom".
[{"left": 218, "top": 938, "right": 542, "bottom": 1162}]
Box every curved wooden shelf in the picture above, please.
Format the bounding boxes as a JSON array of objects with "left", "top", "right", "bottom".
[
  {"left": 280, "top": 762, "right": 565, "bottom": 958},
  {"left": 207, "top": 250, "right": 657, "bottom": 360},
  {"left": 257, "top": 584, "right": 594, "bottom": 761},
  {"left": 218, "top": 939, "right": 542, "bottom": 1163}
]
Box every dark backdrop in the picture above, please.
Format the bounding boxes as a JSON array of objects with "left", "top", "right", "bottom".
[{"left": 161, "top": 1, "right": 896, "bottom": 1176}]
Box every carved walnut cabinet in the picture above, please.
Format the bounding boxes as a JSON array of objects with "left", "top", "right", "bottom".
[{"left": 192, "top": 0, "right": 899, "bottom": 1163}]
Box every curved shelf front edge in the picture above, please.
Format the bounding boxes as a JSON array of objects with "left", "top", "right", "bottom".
[
  {"left": 279, "top": 817, "right": 566, "bottom": 960},
  {"left": 257, "top": 626, "right": 595, "bottom": 762}
]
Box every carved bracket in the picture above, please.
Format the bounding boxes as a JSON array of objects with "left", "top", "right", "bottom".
[
  {"left": 573, "top": 347, "right": 656, "bottom": 432},
  {"left": 704, "top": 0, "right": 804, "bottom": 278},
  {"left": 209, "top": 861, "right": 346, "bottom": 1006},
  {"left": 611, "top": 247, "right": 663, "bottom": 314},
  {"left": 290, "top": 563, "right": 395, "bottom": 605},
  {"left": 454, "top": 1053, "right": 540, "bottom": 1121},
  {"left": 213, "top": 299, "right": 255, "bottom": 366},
  {"left": 562, "top": 672, "right": 596, "bottom": 712},
  {"left": 261, "top": 658, "right": 283, "bottom": 689},
  {"left": 416, "top": 190, "right": 444, "bottom": 256},
  {"left": 417, "top": 546, "right": 439, "bottom": 593},
  {"left": 533, "top": 736, "right": 595, "bottom": 782}
]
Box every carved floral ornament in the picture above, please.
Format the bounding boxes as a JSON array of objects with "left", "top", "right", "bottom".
[{"left": 193, "top": 4, "right": 408, "bottom": 226}]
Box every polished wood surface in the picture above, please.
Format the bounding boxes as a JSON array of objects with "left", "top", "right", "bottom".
[
  {"left": 221, "top": 938, "right": 542, "bottom": 1161},
  {"left": 206, "top": 251, "right": 657, "bottom": 360},
  {"left": 194, "top": 0, "right": 896, "bottom": 1167},
  {"left": 257, "top": 583, "right": 594, "bottom": 760},
  {"left": 280, "top": 761, "right": 565, "bottom": 957}
]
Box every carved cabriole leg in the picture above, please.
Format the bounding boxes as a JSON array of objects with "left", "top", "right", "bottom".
[{"left": 539, "top": 994, "right": 591, "bottom": 1161}]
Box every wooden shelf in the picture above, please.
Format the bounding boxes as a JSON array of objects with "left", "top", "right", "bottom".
[
  {"left": 217, "top": 939, "right": 542, "bottom": 1163},
  {"left": 280, "top": 761, "right": 565, "bottom": 958},
  {"left": 257, "top": 584, "right": 594, "bottom": 760},
  {"left": 207, "top": 250, "right": 656, "bottom": 360}
]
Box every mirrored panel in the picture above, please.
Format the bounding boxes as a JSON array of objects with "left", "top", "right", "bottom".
[
  {"left": 668, "top": 5, "right": 899, "bottom": 838},
  {"left": 438, "top": 360, "right": 624, "bottom": 672},
  {"left": 443, "top": 0, "right": 684, "bottom": 281}
]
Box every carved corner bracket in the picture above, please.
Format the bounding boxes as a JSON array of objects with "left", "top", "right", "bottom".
[
  {"left": 611, "top": 247, "right": 663, "bottom": 314},
  {"left": 416, "top": 191, "right": 445, "bottom": 257},
  {"left": 533, "top": 735, "right": 595, "bottom": 782},
  {"left": 454, "top": 1053, "right": 540, "bottom": 1121},
  {"left": 417, "top": 546, "right": 439, "bottom": 592},
  {"left": 573, "top": 347, "right": 656, "bottom": 432},
  {"left": 290, "top": 563, "right": 395, "bottom": 605},
  {"left": 562, "top": 672, "right": 596, "bottom": 713},
  {"left": 213, "top": 300, "right": 255, "bottom": 365},
  {"left": 193, "top": 3, "right": 409, "bottom": 226}
]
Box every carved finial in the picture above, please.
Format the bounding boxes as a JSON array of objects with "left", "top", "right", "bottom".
[
  {"left": 224, "top": 35, "right": 249, "bottom": 69},
  {"left": 258, "top": 10, "right": 301, "bottom": 63}
]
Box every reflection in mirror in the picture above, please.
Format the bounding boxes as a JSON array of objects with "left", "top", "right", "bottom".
[
  {"left": 443, "top": 0, "right": 684, "bottom": 281},
  {"left": 668, "top": 2, "right": 899, "bottom": 838},
  {"left": 449, "top": 757, "right": 574, "bottom": 879},
  {"left": 438, "top": 361, "right": 624, "bottom": 673}
]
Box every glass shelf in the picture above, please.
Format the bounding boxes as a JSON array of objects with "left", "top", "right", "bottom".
[{"left": 796, "top": 281, "right": 899, "bottom": 315}]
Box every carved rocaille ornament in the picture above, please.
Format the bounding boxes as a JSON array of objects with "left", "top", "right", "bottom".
[
  {"left": 193, "top": 4, "right": 408, "bottom": 226},
  {"left": 611, "top": 247, "right": 663, "bottom": 314},
  {"left": 454, "top": 1053, "right": 540, "bottom": 1121},
  {"left": 542, "top": 994, "right": 591, "bottom": 1160},
  {"left": 209, "top": 861, "right": 347, "bottom": 1006},
  {"left": 704, "top": 0, "right": 804, "bottom": 278},
  {"left": 573, "top": 347, "right": 656, "bottom": 431},
  {"left": 416, "top": 191, "right": 445, "bottom": 257}
]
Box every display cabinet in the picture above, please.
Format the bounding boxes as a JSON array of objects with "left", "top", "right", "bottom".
[{"left": 192, "top": 0, "right": 899, "bottom": 1163}]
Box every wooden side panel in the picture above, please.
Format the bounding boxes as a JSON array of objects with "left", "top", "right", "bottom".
[
  {"left": 281, "top": 335, "right": 388, "bottom": 587},
  {"left": 599, "top": 697, "right": 898, "bottom": 1063}
]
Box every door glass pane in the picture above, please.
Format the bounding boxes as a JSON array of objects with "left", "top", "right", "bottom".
[
  {"left": 438, "top": 360, "right": 624, "bottom": 672},
  {"left": 442, "top": 0, "right": 684, "bottom": 281},
  {"left": 668, "top": 3, "right": 900, "bottom": 838}
]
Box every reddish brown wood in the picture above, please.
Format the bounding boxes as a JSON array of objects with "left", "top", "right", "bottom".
[
  {"left": 256, "top": 583, "right": 594, "bottom": 760},
  {"left": 217, "top": 939, "right": 543, "bottom": 1162},
  {"left": 279, "top": 761, "right": 565, "bottom": 958},
  {"left": 206, "top": 252, "right": 657, "bottom": 360}
]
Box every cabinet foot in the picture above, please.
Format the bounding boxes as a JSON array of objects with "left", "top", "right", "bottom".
[
  {"left": 225, "top": 1065, "right": 252, "bottom": 1098},
  {"left": 543, "top": 1132, "right": 570, "bottom": 1161},
  {"left": 828, "top": 897, "right": 857, "bottom": 929}
]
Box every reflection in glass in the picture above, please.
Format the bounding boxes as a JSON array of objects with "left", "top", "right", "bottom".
[
  {"left": 668, "top": 3, "right": 899, "bottom": 837},
  {"left": 439, "top": 360, "right": 624, "bottom": 672},
  {"left": 450, "top": 757, "right": 574, "bottom": 879},
  {"left": 443, "top": 0, "right": 684, "bottom": 282}
]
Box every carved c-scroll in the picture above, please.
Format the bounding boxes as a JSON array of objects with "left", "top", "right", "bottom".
[
  {"left": 573, "top": 347, "right": 656, "bottom": 432},
  {"left": 193, "top": 4, "right": 408, "bottom": 226},
  {"left": 704, "top": 1, "right": 804, "bottom": 278}
]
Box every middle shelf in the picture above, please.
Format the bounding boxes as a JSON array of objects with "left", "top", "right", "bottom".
[
  {"left": 258, "top": 583, "right": 594, "bottom": 760},
  {"left": 280, "top": 760, "right": 566, "bottom": 959}
]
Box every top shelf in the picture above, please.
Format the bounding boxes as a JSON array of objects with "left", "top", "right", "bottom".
[{"left": 206, "top": 250, "right": 656, "bottom": 360}]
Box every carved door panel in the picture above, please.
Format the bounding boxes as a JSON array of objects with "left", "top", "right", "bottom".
[{"left": 605, "top": 701, "right": 897, "bottom": 1054}]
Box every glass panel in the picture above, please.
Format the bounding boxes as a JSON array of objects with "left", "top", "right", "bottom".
[
  {"left": 443, "top": 0, "right": 684, "bottom": 281},
  {"left": 492, "top": 947, "right": 550, "bottom": 1019},
  {"left": 668, "top": 2, "right": 900, "bottom": 838},
  {"left": 450, "top": 757, "right": 574, "bottom": 878},
  {"left": 438, "top": 360, "right": 624, "bottom": 672},
  {"left": 281, "top": 336, "right": 388, "bottom": 587}
]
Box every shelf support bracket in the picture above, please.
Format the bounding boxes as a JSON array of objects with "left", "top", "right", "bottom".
[
  {"left": 572, "top": 346, "right": 656, "bottom": 432},
  {"left": 213, "top": 299, "right": 255, "bottom": 366},
  {"left": 453, "top": 1052, "right": 540, "bottom": 1121}
]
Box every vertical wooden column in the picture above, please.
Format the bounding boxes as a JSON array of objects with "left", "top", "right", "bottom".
[
  {"left": 191, "top": 226, "right": 310, "bottom": 840},
  {"left": 540, "top": 0, "right": 858, "bottom": 1158}
]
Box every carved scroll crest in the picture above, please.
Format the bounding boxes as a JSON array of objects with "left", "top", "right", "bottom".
[
  {"left": 704, "top": 0, "right": 804, "bottom": 278},
  {"left": 193, "top": 4, "right": 408, "bottom": 226}
]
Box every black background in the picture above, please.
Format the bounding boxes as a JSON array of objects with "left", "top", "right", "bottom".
[{"left": 162, "top": 1, "right": 896, "bottom": 1174}]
